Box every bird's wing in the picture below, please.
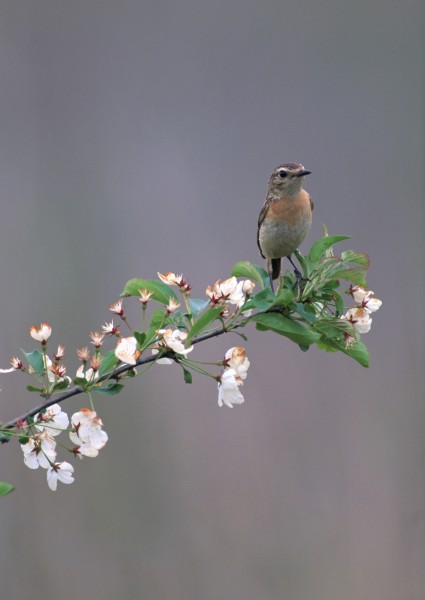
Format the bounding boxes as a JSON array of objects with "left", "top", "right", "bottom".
[
  {"left": 309, "top": 195, "right": 314, "bottom": 211},
  {"left": 257, "top": 198, "right": 271, "bottom": 259}
]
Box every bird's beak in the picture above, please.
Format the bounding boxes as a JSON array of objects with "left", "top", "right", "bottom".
[{"left": 297, "top": 169, "right": 311, "bottom": 177}]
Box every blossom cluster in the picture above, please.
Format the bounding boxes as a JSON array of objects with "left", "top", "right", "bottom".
[
  {"left": 20, "top": 404, "right": 107, "bottom": 491},
  {"left": 112, "top": 272, "right": 254, "bottom": 407},
  {"left": 206, "top": 276, "right": 255, "bottom": 311},
  {"left": 340, "top": 286, "right": 382, "bottom": 345}
]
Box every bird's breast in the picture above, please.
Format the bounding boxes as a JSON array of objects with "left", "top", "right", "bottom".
[{"left": 258, "top": 192, "right": 312, "bottom": 259}]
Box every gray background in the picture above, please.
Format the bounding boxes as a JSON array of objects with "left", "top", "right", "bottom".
[{"left": 1, "top": 1, "right": 424, "bottom": 599}]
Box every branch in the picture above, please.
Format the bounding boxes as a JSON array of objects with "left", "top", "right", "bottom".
[{"left": 2, "top": 323, "right": 228, "bottom": 429}]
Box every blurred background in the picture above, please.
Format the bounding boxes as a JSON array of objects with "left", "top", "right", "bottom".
[{"left": 0, "top": 1, "right": 424, "bottom": 599}]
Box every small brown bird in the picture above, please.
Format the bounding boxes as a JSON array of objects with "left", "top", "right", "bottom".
[{"left": 257, "top": 162, "right": 313, "bottom": 289}]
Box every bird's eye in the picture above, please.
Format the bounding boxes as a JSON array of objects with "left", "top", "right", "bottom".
[{"left": 278, "top": 170, "right": 287, "bottom": 179}]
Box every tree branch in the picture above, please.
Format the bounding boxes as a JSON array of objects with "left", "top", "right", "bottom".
[{"left": 2, "top": 323, "right": 229, "bottom": 429}]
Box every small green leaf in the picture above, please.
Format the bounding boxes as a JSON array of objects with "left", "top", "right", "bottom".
[
  {"left": 98, "top": 350, "right": 119, "bottom": 376},
  {"left": 293, "top": 250, "right": 311, "bottom": 278},
  {"left": 334, "top": 292, "right": 345, "bottom": 317},
  {"left": 121, "top": 278, "right": 178, "bottom": 305},
  {"left": 21, "top": 349, "right": 45, "bottom": 376},
  {"left": 0, "top": 482, "right": 15, "bottom": 496},
  {"left": 231, "top": 261, "right": 268, "bottom": 288},
  {"left": 308, "top": 235, "right": 351, "bottom": 263},
  {"left": 138, "top": 327, "right": 159, "bottom": 351},
  {"left": 190, "top": 298, "right": 210, "bottom": 317},
  {"left": 187, "top": 306, "right": 223, "bottom": 340},
  {"left": 51, "top": 379, "right": 71, "bottom": 392},
  {"left": 26, "top": 385, "right": 43, "bottom": 393},
  {"left": 93, "top": 382, "right": 125, "bottom": 395},
  {"left": 251, "top": 313, "right": 321, "bottom": 346},
  {"left": 133, "top": 331, "right": 146, "bottom": 347},
  {"left": 182, "top": 367, "right": 192, "bottom": 384},
  {"left": 0, "top": 430, "right": 12, "bottom": 444}
]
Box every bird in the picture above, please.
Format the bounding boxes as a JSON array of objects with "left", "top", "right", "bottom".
[{"left": 257, "top": 162, "right": 313, "bottom": 291}]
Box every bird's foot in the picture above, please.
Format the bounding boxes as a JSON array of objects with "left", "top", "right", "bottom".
[{"left": 292, "top": 268, "right": 310, "bottom": 296}]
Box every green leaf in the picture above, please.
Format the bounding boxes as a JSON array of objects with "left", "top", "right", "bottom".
[
  {"left": 182, "top": 367, "right": 192, "bottom": 384},
  {"left": 231, "top": 261, "right": 268, "bottom": 288},
  {"left": 0, "top": 482, "right": 15, "bottom": 496},
  {"left": 317, "top": 335, "right": 369, "bottom": 367},
  {"left": 308, "top": 235, "right": 351, "bottom": 263},
  {"left": 294, "top": 303, "right": 317, "bottom": 323},
  {"left": 133, "top": 331, "right": 146, "bottom": 346},
  {"left": 26, "top": 385, "right": 43, "bottom": 393},
  {"left": 336, "top": 268, "right": 367, "bottom": 287},
  {"left": 341, "top": 250, "right": 370, "bottom": 268},
  {"left": 51, "top": 379, "right": 71, "bottom": 392},
  {"left": 293, "top": 250, "right": 311, "bottom": 278},
  {"left": 121, "top": 278, "right": 178, "bottom": 305},
  {"left": 0, "top": 430, "right": 12, "bottom": 444},
  {"left": 93, "top": 382, "right": 125, "bottom": 395},
  {"left": 243, "top": 288, "right": 276, "bottom": 312},
  {"left": 334, "top": 292, "right": 345, "bottom": 317},
  {"left": 251, "top": 313, "right": 321, "bottom": 346},
  {"left": 137, "top": 326, "right": 159, "bottom": 351},
  {"left": 21, "top": 349, "right": 45, "bottom": 376},
  {"left": 98, "top": 350, "right": 119, "bottom": 376},
  {"left": 316, "top": 339, "right": 338, "bottom": 353},
  {"left": 273, "top": 287, "right": 295, "bottom": 308},
  {"left": 190, "top": 298, "right": 210, "bottom": 317},
  {"left": 187, "top": 306, "right": 223, "bottom": 340},
  {"left": 344, "top": 338, "right": 370, "bottom": 367},
  {"left": 149, "top": 307, "right": 167, "bottom": 328}
]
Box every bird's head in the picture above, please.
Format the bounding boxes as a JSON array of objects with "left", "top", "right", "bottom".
[{"left": 268, "top": 163, "right": 311, "bottom": 197}]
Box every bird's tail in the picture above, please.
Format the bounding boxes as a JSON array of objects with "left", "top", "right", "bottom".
[{"left": 271, "top": 258, "right": 281, "bottom": 280}]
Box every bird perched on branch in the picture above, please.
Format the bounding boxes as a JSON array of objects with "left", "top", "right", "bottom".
[{"left": 257, "top": 162, "right": 313, "bottom": 290}]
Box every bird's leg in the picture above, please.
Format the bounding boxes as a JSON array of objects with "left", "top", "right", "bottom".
[
  {"left": 267, "top": 259, "right": 275, "bottom": 293},
  {"left": 287, "top": 255, "right": 308, "bottom": 294}
]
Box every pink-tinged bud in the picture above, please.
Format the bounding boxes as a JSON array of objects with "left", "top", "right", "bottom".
[
  {"left": 76, "top": 346, "right": 90, "bottom": 362},
  {"left": 54, "top": 345, "right": 65, "bottom": 361},
  {"left": 138, "top": 289, "right": 154, "bottom": 304},
  {"left": 89, "top": 332, "right": 105, "bottom": 348},
  {"left": 109, "top": 300, "right": 125, "bottom": 317}
]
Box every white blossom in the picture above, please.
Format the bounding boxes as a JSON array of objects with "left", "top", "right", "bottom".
[
  {"left": 46, "top": 461, "right": 75, "bottom": 491},
  {"left": 159, "top": 328, "right": 193, "bottom": 357},
  {"left": 21, "top": 432, "right": 57, "bottom": 469},
  {"left": 29, "top": 322, "right": 52, "bottom": 343},
  {"left": 76, "top": 365, "right": 99, "bottom": 383},
  {"left": 350, "top": 286, "right": 382, "bottom": 313},
  {"left": 224, "top": 347, "right": 250, "bottom": 381},
  {"left": 115, "top": 336, "right": 140, "bottom": 365},
  {"left": 218, "top": 368, "right": 245, "bottom": 408},
  {"left": 341, "top": 307, "right": 372, "bottom": 334},
  {"left": 70, "top": 409, "right": 108, "bottom": 457},
  {"left": 34, "top": 404, "right": 69, "bottom": 436}
]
